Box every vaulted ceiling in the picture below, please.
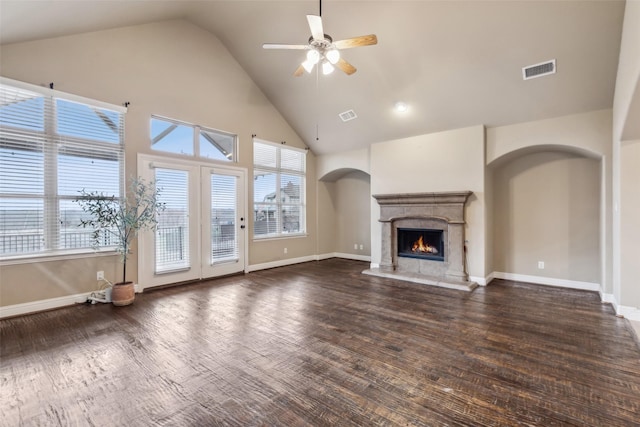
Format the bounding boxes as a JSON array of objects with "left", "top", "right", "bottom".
[{"left": 0, "top": 1, "right": 626, "bottom": 155}]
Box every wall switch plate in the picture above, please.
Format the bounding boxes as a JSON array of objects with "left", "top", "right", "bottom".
[
  {"left": 359, "top": 244, "right": 363, "bottom": 250},
  {"left": 284, "top": 247, "right": 287, "bottom": 254},
  {"left": 538, "top": 261, "right": 545, "bottom": 269},
  {"left": 354, "top": 244, "right": 358, "bottom": 250},
  {"left": 97, "top": 271, "right": 104, "bottom": 280}
]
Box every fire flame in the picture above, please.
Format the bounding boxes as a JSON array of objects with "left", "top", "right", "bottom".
[{"left": 411, "top": 236, "right": 439, "bottom": 254}]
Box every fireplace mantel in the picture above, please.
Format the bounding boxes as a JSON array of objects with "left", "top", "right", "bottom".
[
  {"left": 364, "top": 191, "right": 477, "bottom": 292},
  {"left": 373, "top": 191, "right": 472, "bottom": 206}
]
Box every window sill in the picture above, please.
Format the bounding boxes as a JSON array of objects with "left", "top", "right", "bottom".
[{"left": 0, "top": 248, "right": 119, "bottom": 266}]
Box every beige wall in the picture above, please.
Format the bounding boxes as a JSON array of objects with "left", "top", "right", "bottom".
[
  {"left": 369, "top": 125, "right": 486, "bottom": 280},
  {"left": 613, "top": 0, "right": 640, "bottom": 143},
  {"left": 0, "top": 20, "right": 316, "bottom": 307},
  {"left": 334, "top": 171, "right": 371, "bottom": 256},
  {"left": 487, "top": 110, "right": 612, "bottom": 293},
  {"left": 492, "top": 151, "right": 600, "bottom": 283},
  {"left": 484, "top": 163, "right": 495, "bottom": 277},
  {"left": 316, "top": 148, "right": 370, "bottom": 180},
  {"left": 316, "top": 170, "right": 371, "bottom": 258},
  {"left": 316, "top": 180, "right": 337, "bottom": 255},
  {"left": 487, "top": 109, "right": 613, "bottom": 164},
  {"left": 620, "top": 139, "right": 640, "bottom": 306},
  {"left": 612, "top": 0, "right": 640, "bottom": 313}
]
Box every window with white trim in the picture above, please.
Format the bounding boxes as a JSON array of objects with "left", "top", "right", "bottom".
[
  {"left": 253, "top": 139, "right": 306, "bottom": 238},
  {"left": 151, "top": 116, "right": 236, "bottom": 162},
  {"left": 0, "top": 78, "right": 126, "bottom": 258}
]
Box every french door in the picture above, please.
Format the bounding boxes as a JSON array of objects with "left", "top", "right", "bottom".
[{"left": 138, "top": 155, "right": 246, "bottom": 289}]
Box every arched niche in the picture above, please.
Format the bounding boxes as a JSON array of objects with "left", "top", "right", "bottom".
[{"left": 489, "top": 144, "right": 604, "bottom": 287}]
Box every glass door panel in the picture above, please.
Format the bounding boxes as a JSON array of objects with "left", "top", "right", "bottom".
[
  {"left": 201, "top": 167, "right": 245, "bottom": 278},
  {"left": 138, "top": 155, "right": 246, "bottom": 289}
]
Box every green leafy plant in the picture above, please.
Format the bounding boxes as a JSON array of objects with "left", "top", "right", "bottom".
[{"left": 75, "top": 177, "right": 165, "bottom": 284}]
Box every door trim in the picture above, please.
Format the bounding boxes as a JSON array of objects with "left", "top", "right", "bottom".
[{"left": 137, "top": 154, "right": 248, "bottom": 291}]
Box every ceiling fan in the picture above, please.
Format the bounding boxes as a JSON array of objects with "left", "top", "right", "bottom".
[{"left": 262, "top": 0, "right": 378, "bottom": 76}]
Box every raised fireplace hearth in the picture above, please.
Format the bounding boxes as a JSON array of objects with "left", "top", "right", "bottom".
[{"left": 363, "top": 191, "right": 477, "bottom": 291}]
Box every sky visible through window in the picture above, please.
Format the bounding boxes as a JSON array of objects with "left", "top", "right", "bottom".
[{"left": 0, "top": 89, "right": 124, "bottom": 254}]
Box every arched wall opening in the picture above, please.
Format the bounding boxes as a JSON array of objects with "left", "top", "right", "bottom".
[
  {"left": 317, "top": 167, "right": 371, "bottom": 259},
  {"left": 488, "top": 146, "right": 603, "bottom": 288}
]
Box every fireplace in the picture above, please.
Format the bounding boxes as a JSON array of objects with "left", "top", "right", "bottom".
[
  {"left": 363, "top": 191, "right": 477, "bottom": 291},
  {"left": 397, "top": 228, "right": 444, "bottom": 262}
]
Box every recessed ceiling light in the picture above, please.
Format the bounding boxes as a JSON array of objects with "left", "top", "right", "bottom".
[{"left": 395, "top": 102, "right": 408, "bottom": 113}]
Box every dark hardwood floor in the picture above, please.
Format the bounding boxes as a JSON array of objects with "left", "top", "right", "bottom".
[{"left": 1, "top": 259, "right": 639, "bottom": 426}]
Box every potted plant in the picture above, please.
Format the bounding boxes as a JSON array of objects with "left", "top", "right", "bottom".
[{"left": 75, "top": 177, "right": 164, "bottom": 306}]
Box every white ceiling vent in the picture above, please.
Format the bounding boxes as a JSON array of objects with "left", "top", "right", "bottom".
[
  {"left": 522, "top": 59, "right": 556, "bottom": 80},
  {"left": 339, "top": 109, "right": 357, "bottom": 122}
]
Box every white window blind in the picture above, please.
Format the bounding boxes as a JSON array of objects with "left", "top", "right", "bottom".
[
  {"left": 253, "top": 140, "right": 306, "bottom": 238},
  {"left": 0, "top": 77, "right": 125, "bottom": 258},
  {"left": 210, "top": 173, "right": 238, "bottom": 263},
  {"left": 154, "top": 168, "right": 190, "bottom": 273}
]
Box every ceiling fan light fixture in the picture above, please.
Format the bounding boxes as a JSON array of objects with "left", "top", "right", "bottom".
[
  {"left": 322, "top": 61, "right": 335, "bottom": 75},
  {"left": 301, "top": 59, "right": 315, "bottom": 73},
  {"left": 326, "top": 48, "right": 340, "bottom": 64},
  {"left": 306, "top": 49, "right": 320, "bottom": 65}
]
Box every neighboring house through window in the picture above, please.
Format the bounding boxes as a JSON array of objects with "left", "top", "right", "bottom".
[{"left": 253, "top": 139, "right": 306, "bottom": 238}]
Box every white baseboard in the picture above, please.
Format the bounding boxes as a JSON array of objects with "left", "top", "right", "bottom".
[
  {"left": 332, "top": 252, "right": 371, "bottom": 262},
  {"left": 600, "top": 291, "right": 616, "bottom": 305},
  {"left": 469, "top": 273, "right": 493, "bottom": 286},
  {"left": 247, "top": 253, "right": 371, "bottom": 273},
  {"left": 316, "top": 252, "right": 335, "bottom": 261},
  {"left": 0, "top": 292, "right": 91, "bottom": 319},
  {"left": 616, "top": 305, "right": 640, "bottom": 321},
  {"left": 246, "top": 255, "right": 317, "bottom": 273},
  {"left": 492, "top": 271, "right": 600, "bottom": 292},
  {"left": 585, "top": 290, "right": 640, "bottom": 320}
]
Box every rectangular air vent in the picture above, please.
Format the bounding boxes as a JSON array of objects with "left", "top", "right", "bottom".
[
  {"left": 522, "top": 59, "right": 556, "bottom": 80},
  {"left": 339, "top": 109, "right": 357, "bottom": 122}
]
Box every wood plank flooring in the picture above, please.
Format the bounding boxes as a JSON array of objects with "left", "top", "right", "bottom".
[{"left": 1, "top": 259, "right": 639, "bottom": 426}]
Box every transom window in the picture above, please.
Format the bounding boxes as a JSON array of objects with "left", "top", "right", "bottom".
[
  {"left": 0, "top": 77, "right": 126, "bottom": 258},
  {"left": 253, "top": 139, "right": 306, "bottom": 238},
  {"left": 151, "top": 116, "right": 236, "bottom": 162}
]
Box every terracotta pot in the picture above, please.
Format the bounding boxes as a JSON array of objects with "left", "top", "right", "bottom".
[{"left": 111, "top": 282, "right": 135, "bottom": 306}]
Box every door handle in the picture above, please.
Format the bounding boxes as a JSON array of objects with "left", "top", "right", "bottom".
[{"left": 240, "top": 225, "right": 245, "bottom": 229}]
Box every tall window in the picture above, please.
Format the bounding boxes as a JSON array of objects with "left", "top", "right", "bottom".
[
  {"left": 151, "top": 116, "right": 236, "bottom": 162},
  {"left": 253, "top": 139, "right": 306, "bottom": 238},
  {"left": 0, "top": 78, "right": 125, "bottom": 258}
]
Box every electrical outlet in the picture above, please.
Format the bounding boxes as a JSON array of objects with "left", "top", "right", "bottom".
[
  {"left": 538, "top": 261, "right": 545, "bottom": 269},
  {"left": 284, "top": 247, "right": 288, "bottom": 254},
  {"left": 359, "top": 244, "right": 363, "bottom": 250},
  {"left": 97, "top": 271, "right": 104, "bottom": 280}
]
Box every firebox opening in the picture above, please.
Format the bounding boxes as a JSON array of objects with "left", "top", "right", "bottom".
[{"left": 397, "top": 228, "right": 445, "bottom": 262}]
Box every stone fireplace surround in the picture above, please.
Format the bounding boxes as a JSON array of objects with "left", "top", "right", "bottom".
[{"left": 363, "top": 191, "right": 477, "bottom": 291}]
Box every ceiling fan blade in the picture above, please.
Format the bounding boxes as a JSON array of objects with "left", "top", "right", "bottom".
[
  {"left": 334, "top": 34, "right": 378, "bottom": 50},
  {"left": 293, "top": 65, "right": 305, "bottom": 77},
  {"left": 263, "top": 43, "right": 309, "bottom": 50},
  {"left": 336, "top": 58, "right": 357, "bottom": 75},
  {"left": 307, "top": 15, "right": 324, "bottom": 41}
]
